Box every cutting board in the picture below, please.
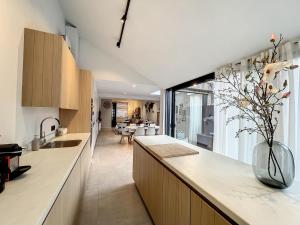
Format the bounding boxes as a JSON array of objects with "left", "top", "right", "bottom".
[{"left": 147, "top": 143, "right": 199, "bottom": 159}]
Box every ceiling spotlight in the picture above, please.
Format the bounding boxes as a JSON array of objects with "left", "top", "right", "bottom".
[
  {"left": 116, "top": 41, "right": 120, "bottom": 48},
  {"left": 121, "top": 15, "right": 126, "bottom": 23}
]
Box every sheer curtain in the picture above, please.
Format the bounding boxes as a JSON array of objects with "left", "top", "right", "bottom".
[
  {"left": 214, "top": 41, "right": 300, "bottom": 180},
  {"left": 189, "top": 94, "right": 202, "bottom": 145}
]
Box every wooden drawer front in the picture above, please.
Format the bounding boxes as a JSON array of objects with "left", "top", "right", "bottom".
[{"left": 191, "top": 191, "right": 231, "bottom": 225}]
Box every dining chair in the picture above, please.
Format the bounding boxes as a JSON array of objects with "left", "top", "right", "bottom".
[
  {"left": 120, "top": 127, "right": 131, "bottom": 144},
  {"left": 149, "top": 123, "right": 155, "bottom": 127},
  {"left": 139, "top": 124, "right": 145, "bottom": 127},
  {"left": 146, "top": 127, "right": 156, "bottom": 136},
  {"left": 135, "top": 127, "right": 145, "bottom": 136},
  {"left": 117, "top": 123, "right": 125, "bottom": 134}
]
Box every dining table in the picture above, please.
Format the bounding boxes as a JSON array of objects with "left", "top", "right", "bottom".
[{"left": 126, "top": 125, "right": 160, "bottom": 135}]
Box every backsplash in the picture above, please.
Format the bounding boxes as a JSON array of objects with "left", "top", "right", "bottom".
[{"left": 15, "top": 107, "right": 59, "bottom": 149}]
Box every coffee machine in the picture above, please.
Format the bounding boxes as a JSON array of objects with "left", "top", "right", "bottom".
[{"left": 0, "top": 144, "right": 31, "bottom": 193}]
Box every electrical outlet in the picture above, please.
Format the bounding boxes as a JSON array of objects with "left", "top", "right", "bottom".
[{"left": 51, "top": 125, "right": 56, "bottom": 131}]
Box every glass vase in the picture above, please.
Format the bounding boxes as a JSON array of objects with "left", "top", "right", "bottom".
[{"left": 252, "top": 141, "right": 295, "bottom": 189}]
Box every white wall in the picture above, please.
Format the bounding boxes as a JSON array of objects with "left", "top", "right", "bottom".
[
  {"left": 91, "top": 83, "right": 100, "bottom": 151},
  {"left": 159, "top": 89, "right": 166, "bottom": 134},
  {"left": 0, "top": 0, "right": 65, "bottom": 146},
  {"left": 101, "top": 99, "right": 112, "bottom": 129}
]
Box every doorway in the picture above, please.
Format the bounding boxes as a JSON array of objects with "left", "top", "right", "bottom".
[{"left": 111, "top": 102, "right": 117, "bottom": 127}]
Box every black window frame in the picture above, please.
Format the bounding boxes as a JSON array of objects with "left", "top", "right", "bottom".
[{"left": 165, "top": 73, "right": 215, "bottom": 137}]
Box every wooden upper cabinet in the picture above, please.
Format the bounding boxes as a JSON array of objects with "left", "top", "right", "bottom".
[
  {"left": 59, "top": 70, "right": 93, "bottom": 133},
  {"left": 22, "top": 28, "right": 79, "bottom": 110}
]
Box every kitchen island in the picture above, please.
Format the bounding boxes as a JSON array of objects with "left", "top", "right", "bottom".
[
  {"left": 133, "top": 135, "right": 300, "bottom": 225},
  {"left": 0, "top": 133, "right": 91, "bottom": 225}
]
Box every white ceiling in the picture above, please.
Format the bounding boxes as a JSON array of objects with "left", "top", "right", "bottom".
[
  {"left": 96, "top": 79, "right": 160, "bottom": 101},
  {"left": 60, "top": 0, "right": 300, "bottom": 89}
]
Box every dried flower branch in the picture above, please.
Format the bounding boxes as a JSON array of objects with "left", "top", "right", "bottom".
[{"left": 215, "top": 35, "right": 298, "bottom": 187}]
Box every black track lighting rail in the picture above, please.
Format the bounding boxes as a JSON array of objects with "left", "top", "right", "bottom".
[{"left": 116, "top": 0, "right": 131, "bottom": 48}]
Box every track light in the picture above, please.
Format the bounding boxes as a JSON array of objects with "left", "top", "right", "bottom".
[{"left": 116, "top": 0, "right": 131, "bottom": 48}]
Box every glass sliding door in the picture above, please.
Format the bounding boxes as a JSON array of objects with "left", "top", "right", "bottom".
[
  {"left": 174, "top": 82, "right": 214, "bottom": 150},
  {"left": 165, "top": 73, "right": 215, "bottom": 151}
]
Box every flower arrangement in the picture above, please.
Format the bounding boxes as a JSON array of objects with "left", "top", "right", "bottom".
[{"left": 216, "top": 34, "right": 298, "bottom": 187}]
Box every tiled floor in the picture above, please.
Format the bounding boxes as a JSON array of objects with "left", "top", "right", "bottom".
[{"left": 76, "top": 129, "right": 153, "bottom": 225}]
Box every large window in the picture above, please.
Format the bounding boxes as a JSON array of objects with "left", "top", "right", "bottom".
[{"left": 165, "top": 73, "right": 215, "bottom": 150}]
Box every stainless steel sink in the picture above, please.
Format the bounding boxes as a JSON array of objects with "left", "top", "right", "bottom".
[{"left": 41, "top": 140, "right": 82, "bottom": 149}]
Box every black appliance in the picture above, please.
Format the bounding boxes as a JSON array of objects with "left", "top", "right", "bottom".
[{"left": 0, "top": 144, "right": 31, "bottom": 193}]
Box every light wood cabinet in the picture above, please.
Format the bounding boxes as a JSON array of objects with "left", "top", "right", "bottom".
[
  {"left": 22, "top": 28, "right": 79, "bottom": 110},
  {"left": 191, "top": 191, "right": 231, "bottom": 225},
  {"left": 43, "top": 139, "right": 91, "bottom": 225},
  {"left": 132, "top": 142, "right": 233, "bottom": 225},
  {"left": 163, "top": 168, "right": 191, "bottom": 225},
  {"left": 133, "top": 142, "right": 163, "bottom": 225},
  {"left": 148, "top": 154, "right": 164, "bottom": 225},
  {"left": 60, "top": 70, "right": 93, "bottom": 133}
]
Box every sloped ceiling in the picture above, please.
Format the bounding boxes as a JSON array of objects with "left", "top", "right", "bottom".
[
  {"left": 79, "top": 39, "right": 159, "bottom": 99},
  {"left": 60, "top": 0, "right": 300, "bottom": 89}
]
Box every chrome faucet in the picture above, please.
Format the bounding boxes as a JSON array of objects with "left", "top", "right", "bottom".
[{"left": 40, "top": 117, "right": 61, "bottom": 145}]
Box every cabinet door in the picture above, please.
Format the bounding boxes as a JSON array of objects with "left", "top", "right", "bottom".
[
  {"left": 80, "top": 140, "right": 91, "bottom": 191},
  {"left": 43, "top": 192, "right": 63, "bottom": 225},
  {"left": 31, "top": 30, "right": 44, "bottom": 106},
  {"left": 132, "top": 142, "right": 139, "bottom": 184},
  {"left": 22, "top": 28, "right": 79, "bottom": 109},
  {"left": 191, "top": 190, "right": 231, "bottom": 225},
  {"left": 148, "top": 155, "right": 163, "bottom": 225},
  {"left": 215, "top": 212, "right": 231, "bottom": 225},
  {"left": 60, "top": 41, "right": 79, "bottom": 110},
  {"left": 133, "top": 142, "right": 143, "bottom": 191},
  {"left": 139, "top": 146, "right": 150, "bottom": 204},
  {"left": 59, "top": 70, "right": 93, "bottom": 132},
  {"left": 133, "top": 143, "right": 164, "bottom": 225},
  {"left": 163, "top": 168, "right": 190, "bottom": 225},
  {"left": 191, "top": 191, "right": 202, "bottom": 225},
  {"left": 201, "top": 200, "right": 215, "bottom": 225}
]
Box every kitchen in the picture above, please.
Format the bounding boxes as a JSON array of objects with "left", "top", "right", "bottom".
[{"left": 2, "top": 0, "right": 300, "bottom": 225}]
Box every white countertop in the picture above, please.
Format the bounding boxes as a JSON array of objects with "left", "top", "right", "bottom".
[
  {"left": 0, "top": 133, "right": 90, "bottom": 225},
  {"left": 135, "top": 135, "right": 300, "bottom": 225}
]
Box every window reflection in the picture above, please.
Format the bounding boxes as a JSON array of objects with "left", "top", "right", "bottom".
[{"left": 175, "top": 82, "right": 214, "bottom": 150}]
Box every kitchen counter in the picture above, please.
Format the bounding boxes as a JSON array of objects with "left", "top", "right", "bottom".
[
  {"left": 0, "top": 133, "right": 90, "bottom": 225},
  {"left": 135, "top": 135, "right": 300, "bottom": 225}
]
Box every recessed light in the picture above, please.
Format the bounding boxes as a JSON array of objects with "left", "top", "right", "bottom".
[
  {"left": 132, "top": 84, "right": 136, "bottom": 88},
  {"left": 151, "top": 90, "right": 160, "bottom": 96}
]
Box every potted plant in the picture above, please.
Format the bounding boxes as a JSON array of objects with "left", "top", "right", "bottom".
[{"left": 216, "top": 35, "right": 298, "bottom": 188}]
